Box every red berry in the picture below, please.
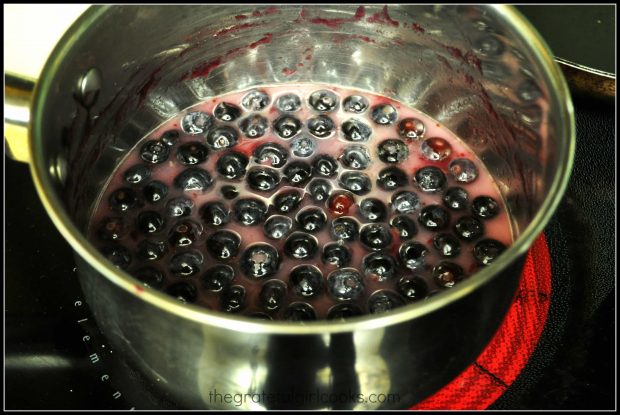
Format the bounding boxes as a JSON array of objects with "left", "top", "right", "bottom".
[{"left": 328, "top": 192, "right": 354, "bottom": 216}]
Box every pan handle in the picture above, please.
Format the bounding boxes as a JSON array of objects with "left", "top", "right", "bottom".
[{"left": 5, "top": 72, "right": 35, "bottom": 164}]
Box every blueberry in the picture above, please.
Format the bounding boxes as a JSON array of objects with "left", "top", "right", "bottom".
[
  {"left": 177, "top": 142, "right": 209, "bottom": 165},
  {"left": 213, "top": 102, "right": 241, "bottom": 122},
  {"left": 284, "top": 232, "right": 318, "bottom": 260},
  {"left": 283, "top": 303, "right": 316, "bottom": 321},
  {"left": 124, "top": 165, "right": 151, "bottom": 184},
  {"left": 166, "top": 197, "right": 194, "bottom": 217},
  {"left": 276, "top": 93, "right": 301, "bottom": 112},
  {"left": 330, "top": 217, "right": 360, "bottom": 241},
  {"left": 308, "top": 89, "right": 338, "bottom": 112},
  {"left": 327, "top": 268, "right": 365, "bottom": 301},
  {"left": 433, "top": 233, "right": 461, "bottom": 257},
  {"left": 342, "top": 95, "right": 369, "bottom": 113},
  {"left": 168, "top": 219, "right": 202, "bottom": 247},
  {"left": 206, "top": 230, "right": 241, "bottom": 260},
  {"left": 165, "top": 282, "right": 197, "bottom": 303},
  {"left": 181, "top": 111, "right": 213, "bottom": 134},
  {"left": 454, "top": 216, "right": 485, "bottom": 241},
  {"left": 399, "top": 241, "right": 429, "bottom": 269},
  {"left": 322, "top": 242, "right": 352, "bottom": 267},
  {"left": 370, "top": 104, "right": 398, "bottom": 125},
  {"left": 327, "top": 303, "right": 363, "bottom": 320},
  {"left": 398, "top": 118, "right": 425, "bottom": 140},
  {"left": 109, "top": 188, "right": 139, "bottom": 212},
  {"left": 472, "top": 196, "right": 499, "bottom": 219},
  {"left": 253, "top": 142, "right": 289, "bottom": 168},
  {"left": 216, "top": 151, "right": 249, "bottom": 180},
  {"left": 273, "top": 188, "right": 304, "bottom": 213},
  {"left": 290, "top": 136, "right": 316, "bottom": 158},
  {"left": 432, "top": 261, "right": 465, "bottom": 288},
  {"left": 140, "top": 139, "right": 170, "bottom": 164},
  {"left": 290, "top": 265, "right": 323, "bottom": 297},
  {"left": 341, "top": 118, "right": 372, "bottom": 142},
  {"left": 136, "top": 211, "right": 165, "bottom": 234},
  {"left": 359, "top": 198, "right": 387, "bottom": 222},
  {"left": 312, "top": 154, "right": 339, "bottom": 177},
  {"left": 133, "top": 266, "right": 164, "bottom": 289},
  {"left": 247, "top": 167, "right": 281, "bottom": 192},
  {"left": 201, "top": 265, "right": 234, "bottom": 292},
  {"left": 233, "top": 198, "right": 268, "bottom": 226},
  {"left": 360, "top": 223, "right": 393, "bottom": 251},
  {"left": 98, "top": 217, "right": 128, "bottom": 241},
  {"left": 340, "top": 145, "right": 371, "bottom": 170},
  {"left": 443, "top": 187, "right": 469, "bottom": 211},
  {"left": 390, "top": 191, "right": 421, "bottom": 214},
  {"left": 389, "top": 215, "right": 418, "bottom": 239},
  {"left": 260, "top": 279, "right": 288, "bottom": 311},
  {"left": 200, "top": 201, "right": 230, "bottom": 226},
  {"left": 283, "top": 161, "right": 313, "bottom": 186},
  {"left": 169, "top": 250, "right": 203, "bottom": 276},
  {"left": 421, "top": 137, "right": 452, "bottom": 161},
  {"left": 241, "top": 89, "right": 270, "bottom": 111},
  {"left": 174, "top": 167, "right": 213, "bottom": 192},
  {"left": 397, "top": 275, "right": 428, "bottom": 301},
  {"left": 206, "top": 126, "right": 239, "bottom": 150},
  {"left": 221, "top": 285, "right": 246, "bottom": 313},
  {"left": 143, "top": 181, "right": 168, "bottom": 204},
  {"left": 221, "top": 185, "right": 239, "bottom": 200},
  {"left": 240, "top": 243, "right": 280, "bottom": 279},
  {"left": 473, "top": 239, "right": 506, "bottom": 265},
  {"left": 377, "top": 139, "right": 409, "bottom": 163},
  {"left": 295, "top": 207, "right": 327, "bottom": 233},
  {"left": 414, "top": 166, "right": 446, "bottom": 192},
  {"left": 339, "top": 171, "right": 371, "bottom": 195},
  {"left": 377, "top": 167, "right": 408, "bottom": 191},
  {"left": 307, "top": 178, "right": 332, "bottom": 202},
  {"left": 307, "top": 115, "right": 335, "bottom": 138},
  {"left": 137, "top": 239, "right": 168, "bottom": 261},
  {"left": 160, "top": 130, "right": 180, "bottom": 147},
  {"left": 239, "top": 114, "right": 269, "bottom": 138},
  {"left": 418, "top": 205, "right": 450, "bottom": 230},
  {"left": 274, "top": 115, "right": 302, "bottom": 139},
  {"left": 449, "top": 158, "right": 478, "bottom": 183},
  {"left": 368, "top": 290, "right": 406, "bottom": 314},
  {"left": 363, "top": 252, "right": 397, "bottom": 282},
  {"left": 102, "top": 244, "right": 132, "bottom": 270},
  {"left": 264, "top": 215, "right": 293, "bottom": 239}
]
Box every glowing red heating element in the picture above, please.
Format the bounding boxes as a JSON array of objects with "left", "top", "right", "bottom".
[{"left": 410, "top": 234, "right": 552, "bottom": 410}]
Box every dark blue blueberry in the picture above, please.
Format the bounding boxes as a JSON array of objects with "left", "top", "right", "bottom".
[
  {"left": 137, "top": 239, "right": 168, "bottom": 261},
  {"left": 181, "top": 111, "right": 213, "bottom": 135},
  {"left": 322, "top": 243, "right": 352, "bottom": 268},
  {"left": 368, "top": 290, "right": 405, "bottom": 314},
  {"left": 207, "top": 230, "right": 241, "bottom": 260},
  {"left": 233, "top": 198, "right": 268, "bottom": 226},
  {"left": 307, "top": 178, "right": 332, "bottom": 202},
  {"left": 273, "top": 115, "right": 302, "bottom": 139},
  {"left": 359, "top": 198, "right": 387, "bottom": 222},
  {"left": 418, "top": 205, "right": 450, "bottom": 230},
  {"left": 363, "top": 252, "right": 397, "bottom": 282},
  {"left": 397, "top": 275, "right": 428, "bottom": 301},
  {"left": 140, "top": 140, "right": 170, "bottom": 164},
  {"left": 213, "top": 102, "right": 241, "bottom": 122},
  {"left": 433, "top": 233, "right": 461, "bottom": 258},
  {"left": 216, "top": 151, "right": 249, "bottom": 180},
  {"left": 312, "top": 154, "right": 339, "bottom": 177},
  {"left": 307, "top": 115, "right": 335, "bottom": 138},
  {"left": 340, "top": 145, "right": 371, "bottom": 170},
  {"left": 308, "top": 89, "right": 338, "bottom": 112},
  {"left": 160, "top": 130, "right": 180, "bottom": 147},
  {"left": 247, "top": 167, "right": 281, "bottom": 192},
  {"left": 330, "top": 217, "right": 360, "bottom": 241},
  {"left": 414, "top": 166, "right": 446, "bottom": 192},
  {"left": 176, "top": 142, "right": 209, "bottom": 165},
  {"left": 109, "top": 187, "right": 139, "bottom": 212},
  {"left": 284, "top": 303, "right": 316, "bottom": 321},
  {"left": 390, "top": 191, "right": 420, "bottom": 214},
  {"left": 454, "top": 216, "right": 485, "bottom": 241},
  {"left": 377, "top": 167, "right": 408, "bottom": 191},
  {"left": 174, "top": 167, "right": 214, "bottom": 192},
  {"left": 137, "top": 211, "right": 165, "bottom": 234},
  {"left": 201, "top": 265, "right": 235, "bottom": 292},
  {"left": 260, "top": 280, "right": 288, "bottom": 311},
  {"left": 273, "top": 188, "right": 304, "bottom": 213},
  {"left": 290, "top": 136, "right": 316, "bottom": 157},
  {"left": 327, "top": 303, "right": 363, "bottom": 320},
  {"left": 239, "top": 114, "right": 269, "bottom": 138},
  {"left": 389, "top": 215, "right": 418, "bottom": 240},
  {"left": 398, "top": 118, "right": 425, "bottom": 140},
  {"left": 165, "top": 282, "right": 197, "bottom": 303},
  {"left": 102, "top": 244, "right": 131, "bottom": 270},
  {"left": 206, "top": 126, "right": 239, "bottom": 150},
  {"left": 133, "top": 266, "right": 164, "bottom": 289},
  {"left": 276, "top": 93, "right": 301, "bottom": 112},
  {"left": 124, "top": 165, "right": 151, "bottom": 184},
  {"left": 200, "top": 201, "right": 230, "bottom": 226},
  {"left": 443, "top": 187, "right": 469, "bottom": 211},
  {"left": 98, "top": 217, "right": 128, "bottom": 241},
  {"left": 327, "top": 268, "right": 365, "bottom": 301},
  {"left": 377, "top": 139, "right": 409, "bottom": 164},
  {"left": 284, "top": 232, "right": 318, "bottom": 260},
  {"left": 168, "top": 219, "right": 202, "bottom": 247},
  {"left": 253, "top": 142, "right": 289, "bottom": 168},
  {"left": 341, "top": 118, "right": 372, "bottom": 142},
  {"left": 240, "top": 243, "right": 280, "bottom": 279},
  {"left": 241, "top": 89, "right": 270, "bottom": 111},
  {"left": 264, "top": 215, "right": 293, "bottom": 240},
  {"left": 399, "top": 241, "right": 429, "bottom": 270},
  {"left": 342, "top": 95, "right": 369, "bottom": 113},
  {"left": 295, "top": 207, "right": 327, "bottom": 233},
  {"left": 449, "top": 158, "right": 478, "bottom": 183},
  {"left": 290, "top": 265, "right": 323, "bottom": 297},
  {"left": 472, "top": 196, "right": 500, "bottom": 219},
  {"left": 221, "top": 285, "right": 246, "bottom": 313},
  {"left": 221, "top": 185, "right": 239, "bottom": 200},
  {"left": 473, "top": 239, "right": 506, "bottom": 265},
  {"left": 143, "top": 181, "right": 168, "bottom": 204},
  {"left": 165, "top": 197, "right": 194, "bottom": 217},
  {"left": 338, "top": 171, "right": 371, "bottom": 195},
  {"left": 370, "top": 104, "right": 398, "bottom": 125},
  {"left": 360, "top": 223, "right": 393, "bottom": 251},
  {"left": 283, "top": 161, "right": 313, "bottom": 186},
  {"left": 169, "top": 250, "right": 203, "bottom": 276},
  {"left": 432, "top": 261, "right": 465, "bottom": 288}
]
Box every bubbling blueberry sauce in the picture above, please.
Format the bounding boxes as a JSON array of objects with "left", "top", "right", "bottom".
[{"left": 89, "top": 84, "right": 513, "bottom": 321}]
